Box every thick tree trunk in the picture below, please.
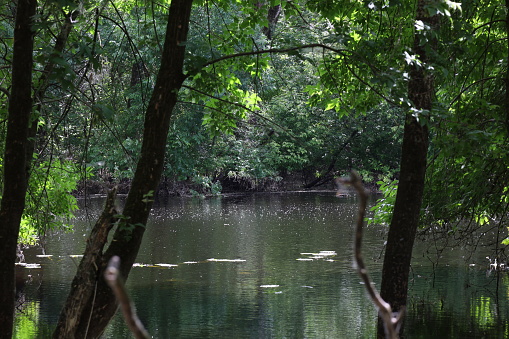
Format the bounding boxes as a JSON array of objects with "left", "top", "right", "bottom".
[
  {"left": 0, "top": 0, "right": 36, "bottom": 337},
  {"left": 53, "top": 1, "right": 194, "bottom": 338},
  {"left": 377, "top": 1, "right": 437, "bottom": 337}
]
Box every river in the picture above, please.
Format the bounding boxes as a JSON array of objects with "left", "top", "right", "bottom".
[{"left": 13, "top": 192, "right": 509, "bottom": 338}]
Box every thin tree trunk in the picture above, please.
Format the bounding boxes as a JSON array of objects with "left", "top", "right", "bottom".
[
  {"left": 0, "top": 0, "right": 37, "bottom": 337},
  {"left": 53, "top": 1, "right": 194, "bottom": 337},
  {"left": 377, "top": 0, "right": 437, "bottom": 337},
  {"left": 28, "top": 9, "right": 78, "bottom": 162},
  {"left": 303, "top": 129, "right": 358, "bottom": 188},
  {"left": 505, "top": 0, "right": 509, "bottom": 134},
  {"left": 262, "top": 4, "right": 282, "bottom": 39}
]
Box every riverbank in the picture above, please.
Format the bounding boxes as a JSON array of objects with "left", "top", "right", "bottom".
[{"left": 74, "top": 173, "right": 382, "bottom": 197}]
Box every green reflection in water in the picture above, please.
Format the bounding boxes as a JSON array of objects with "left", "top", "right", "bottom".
[
  {"left": 404, "top": 265, "right": 509, "bottom": 338},
  {"left": 14, "top": 298, "right": 53, "bottom": 339},
  {"left": 472, "top": 296, "right": 495, "bottom": 329},
  {"left": 14, "top": 300, "right": 39, "bottom": 338}
]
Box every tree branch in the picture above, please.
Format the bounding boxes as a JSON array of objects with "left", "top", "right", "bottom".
[
  {"left": 339, "top": 172, "right": 404, "bottom": 339},
  {"left": 184, "top": 43, "right": 351, "bottom": 79},
  {"left": 104, "top": 256, "right": 150, "bottom": 339},
  {"left": 448, "top": 76, "right": 497, "bottom": 107},
  {"left": 472, "top": 19, "right": 507, "bottom": 34}
]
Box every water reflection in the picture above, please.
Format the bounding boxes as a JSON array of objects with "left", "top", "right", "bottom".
[
  {"left": 405, "top": 265, "right": 509, "bottom": 338},
  {"left": 13, "top": 192, "right": 509, "bottom": 338}
]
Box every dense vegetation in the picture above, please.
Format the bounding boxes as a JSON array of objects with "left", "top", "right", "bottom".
[
  {"left": 1, "top": 0, "right": 508, "bottom": 337},
  {"left": 1, "top": 1, "right": 409, "bottom": 243}
]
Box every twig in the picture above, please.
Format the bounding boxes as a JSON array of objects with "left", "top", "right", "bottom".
[
  {"left": 339, "top": 172, "right": 404, "bottom": 339},
  {"left": 104, "top": 256, "right": 150, "bottom": 339}
]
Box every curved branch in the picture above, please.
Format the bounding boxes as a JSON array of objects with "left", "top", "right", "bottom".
[
  {"left": 456, "top": 37, "right": 507, "bottom": 99},
  {"left": 105, "top": 256, "right": 150, "bottom": 339},
  {"left": 448, "top": 76, "right": 497, "bottom": 107},
  {"left": 339, "top": 172, "right": 404, "bottom": 339},
  {"left": 184, "top": 43, "right": 351, "bottom": 79},
  {"left": 100, "top": 6, "right": 150, "bottom": 103},
  {"left": 186, "top": 42, "right": 401, "bottom": 110},
  {"left": 472, "top": 19, "right": 506, "bottom": 34}
]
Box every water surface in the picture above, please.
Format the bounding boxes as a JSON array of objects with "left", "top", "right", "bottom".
[{"left": 13, "top": 192, "right": 509, "bottom": 338}]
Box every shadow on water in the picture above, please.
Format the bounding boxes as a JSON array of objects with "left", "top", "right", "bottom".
[{"left": 12, "top": 192, "right": 509, "bottom": 338}]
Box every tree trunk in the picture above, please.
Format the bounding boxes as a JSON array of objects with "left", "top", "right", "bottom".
[
  {"left": 377, "top": 1, "right": 437, "bottom": 337},
  {"left": 0, "top": 0, "right": 36, "bottom": 337},
  {"left": 53, "top": 1, "right": 194, "bottom": 337},
  {"left": 52, "top": 189, "right": 118, "bottom": 338},
  {"left": 29, "top": 10, "right": 78, "bottom": 162},
  {"left": 262, "top": 5, "right": 282, "bottom": 40},
  {"left": 505, "top": 0, "right": 509, "bottom": 134}
]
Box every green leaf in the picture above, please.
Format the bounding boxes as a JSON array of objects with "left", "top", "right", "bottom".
[{"left": 92, "top": 103, "right": 115, "bottom": 122}]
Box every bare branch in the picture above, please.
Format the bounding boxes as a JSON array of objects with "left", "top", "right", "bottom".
[
  {"left": 339, "top": 172, "right": 404, "bottom": 339},
  {"left": 104, "top": 256, "right": 150, "bottom": 339}
]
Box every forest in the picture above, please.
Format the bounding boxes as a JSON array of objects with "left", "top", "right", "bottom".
[{"left": 1, "top": 0, "right": 508, "bottom": 338}]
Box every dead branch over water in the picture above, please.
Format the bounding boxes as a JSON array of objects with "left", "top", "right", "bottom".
[
  {"left": 105, "top": 256, "right": 150, "bottom": 339},
  {"left": 339, "top": 172, "right": 404, "bottom": 339}
]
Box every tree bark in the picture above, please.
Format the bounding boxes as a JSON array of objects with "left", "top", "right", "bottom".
[
  {"left": 505, "top": 0, "right": 509, "bottom": 134},
  {"left": 262, "top": 5, "right": 282, "bottom": 40},
  {"left": 0, "top": 0, "right": 36, "bottom": 337},
  {"left": 377, "top": 1, "right": 437, "bottom": 337},
  {"left": 52, "top": 188, "right": 118, "bottom": 338},
  {"left": 53, "top": 1, "right": 194, "bottom": 337}
]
